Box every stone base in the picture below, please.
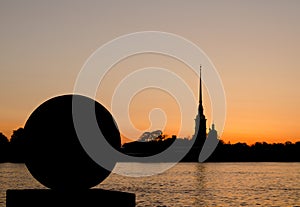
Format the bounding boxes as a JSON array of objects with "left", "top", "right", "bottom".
[{"left": 6, "top": 189, "right": 135, "bottom": 207}]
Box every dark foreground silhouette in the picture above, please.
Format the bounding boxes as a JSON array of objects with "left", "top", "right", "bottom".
[
  {"left": 24, "top": 95, "right": 122, "bottom": 190},
  {"left": 7, "top": 189, "right": 135, "bottom": 207},
  {"left": 6, "top": 94, "right": 135, "bottom": 207}
]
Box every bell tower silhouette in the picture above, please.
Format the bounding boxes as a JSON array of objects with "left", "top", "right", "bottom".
[{"left": 189, "top": 65, "right": 207, "bottom": 160}]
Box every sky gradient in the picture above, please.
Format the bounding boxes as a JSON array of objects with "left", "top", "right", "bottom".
[{"left": 1, "top": 1, "right": 300, "bottom": 144}]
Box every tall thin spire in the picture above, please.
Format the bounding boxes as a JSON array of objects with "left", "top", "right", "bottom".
[
  {"left": 189, "top": 64, "right": 207, "bottom": 161},
  {"left": 199, "top": 65, "right": 202, "bottom": 105},
  {"left": 198, "top": 65, "right": 204, "bottom": 115}
]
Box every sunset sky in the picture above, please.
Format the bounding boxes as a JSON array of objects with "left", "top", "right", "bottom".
[{"left": 1, "top": 1, "right": 299, "bottom": 144}]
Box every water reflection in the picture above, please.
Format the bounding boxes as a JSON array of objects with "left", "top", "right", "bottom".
[
  {"left": 1, "top": 163, "right": 300, "bottom": 207},
  {"left": 194, "top": 163, "right": 208, "bottom": 206}
]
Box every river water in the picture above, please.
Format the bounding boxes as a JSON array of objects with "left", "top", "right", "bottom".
[{"left": 0, "top": 162, "right": 299, "bottom": 206}]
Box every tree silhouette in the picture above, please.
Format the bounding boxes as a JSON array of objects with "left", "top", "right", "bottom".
[
  {"left": 0, "top": 132, "right": 8, "bottom": 144},
  {"left": 9, "top": 127, "right": 26, "bottom": 162},
  {"left": 206, "top": 140, "right": 300, "bottom": 162},
  {"left": 0, "top": 132, "right": 9, "bottom": 162}
]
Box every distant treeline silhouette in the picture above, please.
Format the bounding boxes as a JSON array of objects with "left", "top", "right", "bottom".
[
  {"left": 205, "top": 140, "right": 300, "bottom": 162},
  {"left": 0, "top": 128, "right": 25, "bottom": 163},
  {"left": 121, "top": 138, "right": 300, "bottom": 162},
  {"left": 0, "top": 128, "right": 299, "bottom": 163}
]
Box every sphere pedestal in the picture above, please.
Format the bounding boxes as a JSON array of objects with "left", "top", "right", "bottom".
[{"left": 6, "top": 189, "right": 135, "bottom": 207}]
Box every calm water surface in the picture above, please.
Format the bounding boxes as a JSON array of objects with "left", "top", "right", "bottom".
[{"left": 0, "top": 162, "right": 299, "bottom": 206}]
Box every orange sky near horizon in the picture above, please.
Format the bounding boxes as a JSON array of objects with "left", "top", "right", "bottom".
[{"left": 1, "top": 1, "right": 300, "bottom": 145}]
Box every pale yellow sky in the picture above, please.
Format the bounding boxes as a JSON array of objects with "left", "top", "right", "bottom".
[{"left": 1, "top": 1, "right": 300, "bottom": 144}]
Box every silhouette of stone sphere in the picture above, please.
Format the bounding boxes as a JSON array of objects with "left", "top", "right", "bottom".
[{"left": 24, "top": 95, "right": 121, "bottom": 190}]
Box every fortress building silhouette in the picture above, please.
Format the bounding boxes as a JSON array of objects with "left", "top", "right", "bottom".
[{"left": 120, "top": 65, "right": 214, "bottom": 162}]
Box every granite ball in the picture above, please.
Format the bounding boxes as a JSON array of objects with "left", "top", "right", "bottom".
[{"left": 24, "top": 95, "right": 121, "bottom": 191}]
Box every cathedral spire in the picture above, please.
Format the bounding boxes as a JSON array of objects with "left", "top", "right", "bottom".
[
  {"left": 198, "top": 65, "right": 204, "bottom": 115},
  {"left": 188, "top": 64, "right": 207, "bottom": 161},
  {"left": 199, "top": 65, "right": 202, "bottom": 105}
]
